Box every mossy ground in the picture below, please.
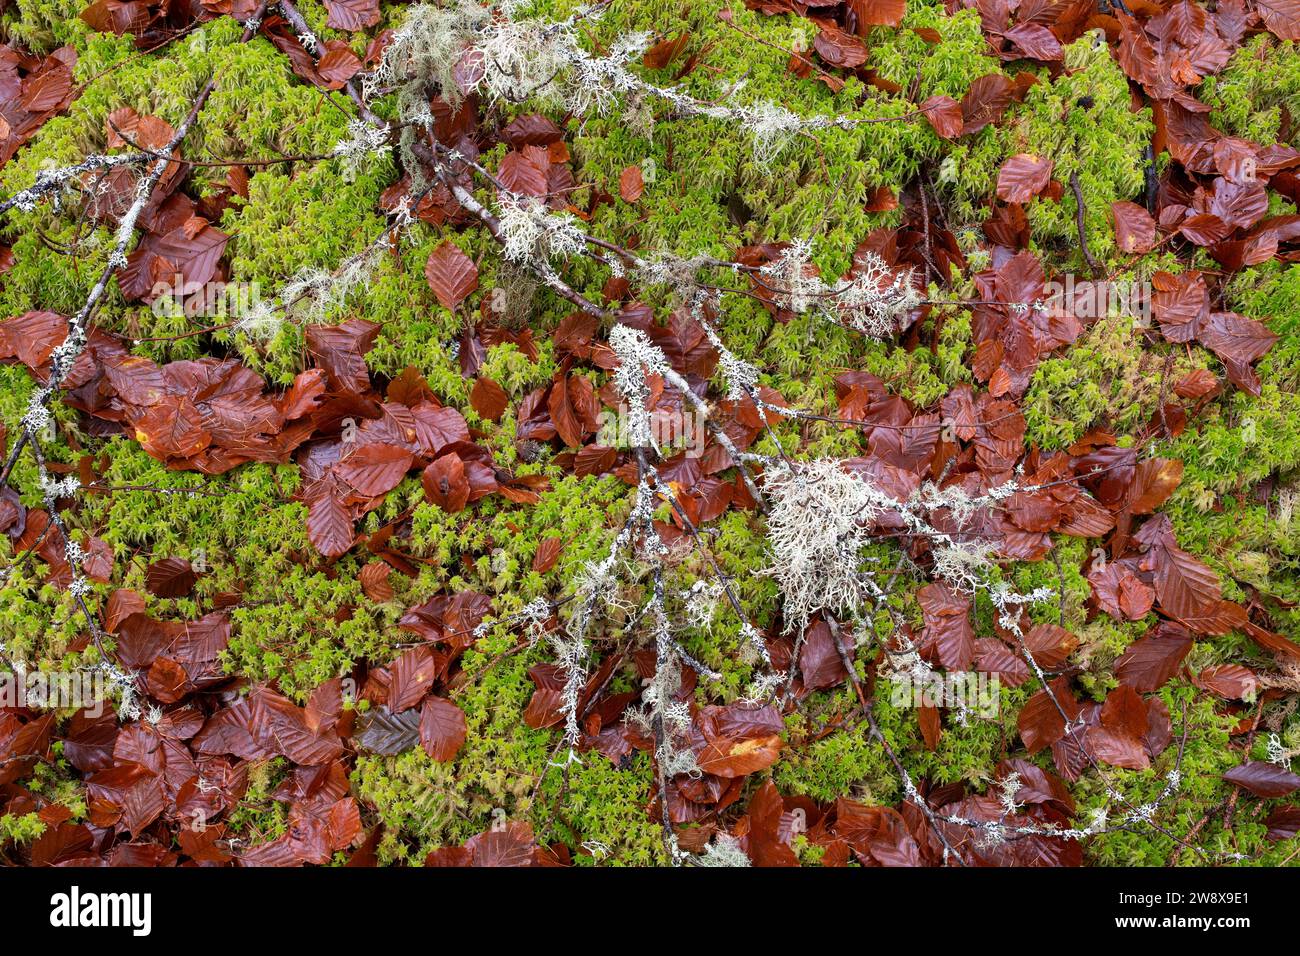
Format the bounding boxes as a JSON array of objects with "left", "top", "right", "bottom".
[{"left": 1, "top": 0, "right": 1298, "bottom": 865}]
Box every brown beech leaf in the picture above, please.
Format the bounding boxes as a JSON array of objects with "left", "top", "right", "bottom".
[
  {"left": 497, "top": 149, "right": 549, "bottom": 197},
  {"left": 1003, "top": 23, "right": 1062, "bottom": 61},
  {"left": 532, "top": 536, "right": 563, "bottom": 574},
  {"left": 470, "top": 376, "right": 508, "bottom": 421},
  {"left": 1127, "top": 459, "right": 1184, "bottom": 514},
  {"left": 387, "top": 366, "right": 435, "bottom": 407},
  {"left": 917, "top": 582, "right": 975, "bottom": 670},
  {"left": 306, "top": 679, "right": 345, "bottom": 736},
  {"left": 961, "top": 73, "right": 1014, "bottom": 135},
  {"left": 316, "top": 43, "right": 363, "bottom": 90},
  {"left": 105, "top": 108, "right": 174, "bottom": 151},
  {"left": 619, "top": 165, "right": 644, "bottom": 203},
  {"left": 1224, "top": 762, "right": 1300, "bottom": 798},
  {"left": 1115, "top": 623, "right": 1193, "bottom": 692},
  {"left": 1148, "top": 546, "right": 1222, "bottom": 622},
  {"left": 425, "top": 241, "right": 479, "bottom": 311},
  {"left": 360, "top": 561, "right": 394, "bottom": 602},
  {"left": 1111, "top": 201, "right": 1157, "bottom": 253},
  {"left": 1100, "top": 684, "right": 1149, "bottom": 741},
  {"left": 304, "top": 479, "right": 355, "bottom": 558},
  {"left": 389, "top": 646, "right": 438, "bottom": 712},
  {"left": 1174, "top": 368, "right": 1219, "bottom": 399},
  {"left": 692, "top": 704, "right": 784, "bottom": 778},
  {"left": 335, "top": 443, "right": 414, "bottom": 497},
  {"left": 81, "top": 536, "right": 113, "bottom": 582},
  {"left": 696, "top": 733, "right": 783, "bottom": 778},
  {"left": 848, "top": 0, "right": 906, "bottom": 28},
  {"left": 1117, "top": 573, "right": 1156, "bottom": 621},
  {"left": 1258, "top": 0, "right": 1300, "bottom": 40},
  {"left": 813, "top": 23, "right": 868, "bottom": 68},
  {"left": 0, "top": 310, "right": 67, "bottom": 372},
  {"left": 1196, "top": 663, "right": 1258, "bottom": 700},
  {"left": 974, "top": 638, "right": 1030, "bottom": 687},
  {"left": 799, "top": 618, "right": 849, "bottom": 691},
  {"left": 920, "top": 95, "right": 963, "bottom": 139},
  {"left": 548, "top": 374, "right": 593, "bottom": 448},
  {"left": 1179, "top": 213, "right": 1231, "bottom": 247},
  {"left": 1196, "top": 312, "right": 1278, "bottom": 396},
  {"left": 1265, "top": 806, "right": 1300, "bottom": 841},
  {"left": 1018, "top": 686, "right": 1066, "bottom": 753},
  {"left": 105, "top": 589, "right": 146, "bottom": 632},
  {"left": 1022, "top": 624, "right": 1078, "bottom": 669},
  {"left": 419, "top": 696, "right": 467, "bottom": 762},
  {"left": 85, "top": 763, "right": 163, "bottom": 838},
  {"left": 412, "top": 404, "right": 470, "bottom": 456},
  {"left": 1019, "top": 677, "right": 1079, "bottom": 755},
  {"left": 996, "top": 154, "right": 1053, "bottom": 204},
  {"left": 643, "top": 33, "right": 690, "bottom": 69},
  {"left": 146, "top": 557, "right": 197, "bottom": 598},
  {"left": 305, "top": 318, "right": 381, "bottom": 395},
  {"left": 502, "top": 114, "right": 564, "bottom": 147},
  {"left": 353, "top": 706, "right": 420, "bottom": 754},
  {"left": 1136, "top": 515, "right": 1222, "bottom": 622},
  {"left": 422, "top": 454, "right": 470, "bottom": 513},
  {"left": 324, "top": 0, "right": 379, "bottom": 31},
  {"left": 918, "top": 703, "right": 941, "bottom": 751},
  {"left": 464, "top": 821, "right": 539, "bottom": 866},
  {"left": 1086, "top": 725, "right": 1150, "bottom": 770},
  {"left": 133, "top": 397, "right": 211, "bottom": 460}
]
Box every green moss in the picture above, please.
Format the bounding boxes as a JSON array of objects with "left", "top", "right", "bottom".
[
  {"left": 1202, "top": 36, "right": 1300, "bottom": 146},
  {"left": 225, "top": 758, "right": 291, "bottom": 846},
  {"left": 352, "top": 625, "right": 666, "bottom": 864},
  {"left": 997, "top": 35, "right": 1152, "bottom": 266},
  {"left": 1024, "top": 314, "right": 1193, "bottom": 450},
  {"left": 0, "top": 812, "right": 47, "bottom": 845},
  {"left": 2, "top": 0, "right": 1297, "bottom": 867}
]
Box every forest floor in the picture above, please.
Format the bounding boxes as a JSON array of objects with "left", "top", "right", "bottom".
[{"left": 2, "top": 0, "right": 1300, "bottom": 867}]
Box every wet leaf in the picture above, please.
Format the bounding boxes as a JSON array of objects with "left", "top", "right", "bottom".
[
  {"left": 419, "top": 696, "right": 467, "bottom": 762},
  {"left": 619, "top": 165, "right": 644, "bottom": 202},
  {"left": 425, "top": 241, "right": 480, "bottom": 311},
  {"left": 1224, "top": 762, "right": 1300, "bottom": 798},
  {"left": 422, "top": 454, "right": 471, "bottom": 513}
]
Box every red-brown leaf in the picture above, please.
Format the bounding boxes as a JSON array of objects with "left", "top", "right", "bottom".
[
  {"left": 920, "top": 95, "right": 963, "bottom": 139},
  {"left": 848, "top": 0, "right": 906, "bottom": 28},
  {"left": 532, "top": 536, "right": 563, "bottom": 574},
  {"left": 996, "top": 154, "right": 1053, "bottom": 204},
  {"left": 335, "top": 443, "right": 414, "bottom": 497},
  {"left": 917, "top": 582, "right": 975, "bottom": 670},
  {"left": 1224, "top": 762, "right": 1300, "bottom": 798},
  {"left": 422, "top": 454, "right": 470, "bottom": 513},
  {"left": 146, "top": 557, "right": 197, "bottom": 598},
  {"left": 316, "top": 43, "right": 363, "bottom": 90},
  {"left": 1111, "top": 201, "right": 1157, "bottom": 253},
  {"left": 1115, "top": 623, "right": 1193, "bottom": 692},
  {"left": 419, "top": 696, "right": 467, "bottom": 762},
  {"left": 619, "top": 165, "right": 644, "bottom": 203},
  {"left": 813, "top": 23, "right": 868, "bottom": 68},
  {"left": 470, "top": 376, "right": 509, "bottom": 421},
  {"left": 324, "top": 0, "right": 379, "bottom": 31},
  {"left": 390, "top": 646, "right": 438, "bottom": 712},
  {"left": 305, "top": 479, "right": 355, "bottom": 558},
  {"left": 425, "top": 241, "right": 479, "bottom": 311},
  {"left": 360, "top": 561, "right": 394, "bottom": 602}
]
